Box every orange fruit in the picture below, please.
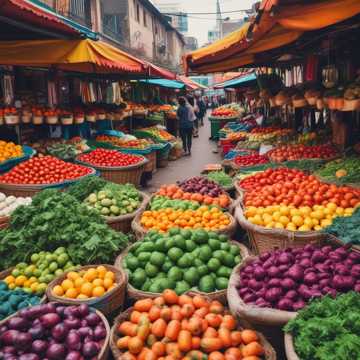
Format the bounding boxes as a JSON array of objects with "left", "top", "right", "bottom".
[
  {"left": 61, "top": 279, "right": 74, "bottom": 291},
  {"left": 92, "top": 286, "right": 105, "bottom": 297},
  {"left": 103, "top": 277, "right": 114, "bottom": 289},
  {"left": 92, "top": 278, "right": 104, "bottom": 287},
  {"left": 67, "top": 271, "right": 80, "bottom": 281},
  {"left": 74, "top": 277, "right": 85, "bottom": 289},
  {"left": 104, "top": 271, "right": 115, "bottom": 281},
  {"left": 80, "top": 282, "right": 93, "bottom": 297},
  {"left": 96, "top": 266, "right": 107, "bottom": 278},
  {"left": 53, "top": 285, "right": 64, "bottom": 296},
  {"left": 83, "top": 268, "right": 98, "bottom": 282},
  {"left": 65, "top": 287, "right": 78, "bottom": 299},
  {"left": 77, "top": 294, "right": 89, "bottom": 300}
]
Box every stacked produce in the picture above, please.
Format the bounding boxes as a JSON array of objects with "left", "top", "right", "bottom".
[
  {"left": 46, "top": 143, "right": 78, "bottom": 161},
  {"left": 284, "top": 292, "right": 360, "bottom": 360},
  {"left": 0, "top": 303, "right": 108, "bottom": 359},
  {"left": 84, "top": 183, "right": 140, "bottom": 217},
  {"left": 0, "top": 193, "right": 32, "bottom": 217},
  {"left": 236, "top": 244, "right": 360, "bottom": 311},
  {"left": 125, "top": 229, "right": 241, "bottom": 294},
  {"left": 0, "top": 281, "right": 41, "bottom": 320},
  {"left": 140, "top": 206, "right": 231, "bottom": 233},
  {"left": 150, "top": 196, "right": 203, "bottom": 211},
  {"left": 3, "top": 248, "right": 78, "bottom": 295},
  {"left": 234, "top": 154, "right": 269, "bottom": 167},
  {"left": 211, "top": 106, "right": 239, "bottom": 118},
  {"left": 247, "top": 127, "right": 292, "bottom": 142},
  {"left": 115, "top": 290, "right": 266, "bottom": 359},
  {"left": 178, "top": 177, "right": 226, "bottom": 198},
  {"left": 52, "top": 266, "right": 117, "bottom": 300},
  {"left": 0, "top": 141, "right": 23, "bottom": 163},
  {"left": 268, "top": 143, "right": 338, "bottom": 162},
  {"left": 0, "top": 189, "right": 128, "bottom": 270},
  {"left": 96, "top": 135, "right": 152, "bottom": 150},
  {"left": 206, "top": 171, "right": 233, "bottom": 189},
  {"left": 135, "top": 127, "right": 174, "bottom": 142},
  {"left": 0, "top": 156, "right": 92, "bottom": 185},
  {"left": 67, "top": 176, "right": 107, "bottom": 202},
  {"left": 78, "top": 149, "right": 143, "bottom": 167},
  {"left": 157, "top": 184, "right": 231, "bottom": 208}
]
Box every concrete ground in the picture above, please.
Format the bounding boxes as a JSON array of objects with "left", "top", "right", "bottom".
[{"left": 146, "top": 114, "right": 220, "bottom": 192}]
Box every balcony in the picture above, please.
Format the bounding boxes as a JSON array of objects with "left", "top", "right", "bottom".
[
  {"left": 54, "top": 0, "right": 92, "bottom": 28},
  {"left": 102, "top": 14, "right": 123, "bottom": 41}
]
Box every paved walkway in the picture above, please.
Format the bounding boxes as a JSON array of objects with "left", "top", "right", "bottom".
[{"left": 146, "top": 114, "right": 220, "bottom": 192}]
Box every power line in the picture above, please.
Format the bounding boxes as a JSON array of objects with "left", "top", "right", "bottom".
[{"left": 163, "top": 9, "right": 251, "bottom": 16}]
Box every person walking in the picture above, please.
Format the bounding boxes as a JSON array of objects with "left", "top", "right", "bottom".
[
  {"left": 186, "top": 95, "right": 199, "bottom": 137},
  {"left": 177, "top": 97, "right": 193, "bottom": 156},
  {"left": 195, "top": 94, "right": 206, "bottom": 126}
]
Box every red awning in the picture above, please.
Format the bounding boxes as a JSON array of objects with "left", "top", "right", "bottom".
[
  {"left": 147, "top": 63, "right": 177, "bottom": 80},
  {"left": 0, "top": 0, "right": 81, "bottom": 36}
]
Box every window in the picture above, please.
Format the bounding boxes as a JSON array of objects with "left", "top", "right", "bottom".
[
  {"left": 143, "top": 10, "right": 147, "bottom": 27},
  {"left": 136, "top": 3, "right": 140, "bottom": 22}
]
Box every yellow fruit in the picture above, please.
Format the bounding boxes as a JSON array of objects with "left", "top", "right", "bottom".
[
  {"left": 61, "top": 279, "right": 74, "bottom": 291},
  {"left": 274, "top": 222, "right": 284, "bottom": 229},
  {"left": 28, "top": 276, "right": 37, "bottom": 284},
  {"left": 286, "top": 223, "right": 297, "bottom": 231},
  {"left": 344, "top": 208, "right": 354, "bottom": 215},
  {"left": 83, "top": 268, "right": 98, "bottom": 282},
  {"left": 292, "top": 215, "right": 304, "bottom": 227},
  {"left": 290, "top": 208, "right": 301, "bottom": 217},
  {"left": 24, "top": 280, "right": 32, "bottom": 288},
  {"left": 15, "top": 275, "right": 27, "bottom": 286},
  {"left": 336, "top": 207, "right": 344, "bottom": 215},
  {"left": 262, "top": 214, "right": 273, "bottom": 225},
  {"left": 326, "top": 202, "right": 337, "bottom": 212},
  {"left": 323, "top": 208, "right": 331, "bottom": 216},
  {"left": 321, "top": 219, "right": 332, "bottom": 227},
  {"left": 104, "top": 271, "right": 115, "bottom": 281},
  {"left": 255, "top": 207, "right": 265, "bottom": 216},
  {"left": 4, "top": 275, "right": 15, "bottom": 284},
  {"left": 92, "top": 286, "right": 105, "bottom": 297},
  {"left": 80, "top": 282, "right": 93, "bottom": 297},
  {"left": 265, "top": 221, "right": 275, "bottom": 228},
  {"left": 312, "top": 218, "right": 319, "bottom": 226},
  {"left": 314, "top": 225, "right": 322, "bottom": 231},
  {"left": 298, "top": 225, "right": 310, "bottom": 231},
  {"left": 67, "top": 271, "right": 80, "bottom": 281},
  {"left": 103, "top": 277, "right": 114, "bottom": 289},
  {"left": 279, "top": 216, "right": 290, "bottom": 226},
  {"left": 92, "top": 279, "right": 104, "bottom": 287},
  {"left": 248, "top": 216, "right": 255, "bottom": 223},
  {"left": 272, "top": 211, "right": 281, "bottom": 221},
  {"left": 280, "top": 206, "right": 290, "bottom": 216},
  {"left": 8, "top": 283, "right": 16, "bottom": 290},
  {"left": 107, "top": 283, "right": 117, "bottom": 291},
  {"left": 30, "top": 282, "right": 39, "bottom": 292},
  {"left": 299, "top": 206, "right": 312, "bottom": 216},
  {"left": 77, "top": 294, "right": 89, "bottom": 300},
  {"left": 311, "top": 210, "right": 324, "bottom": 220},
  {"left": 65, "top": 288, "right": 78, "bottom": 299},
  {"left": 304, "top": 217, "right": 313, "bottom": 228},
  {"left": 252, "top": 214, "right": 263, "bottom": 226},
  {"left": 96, "top": 266, "right": 107, "bottom": 278},
  {"left": 53, "top": 285, "right": 64, "bottom": 296},
  {"left": 74, "top": 277, "right": 85, "bottom": 289}
]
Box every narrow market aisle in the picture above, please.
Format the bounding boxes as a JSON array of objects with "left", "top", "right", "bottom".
[{"left": 147, "top": 114, "right": 219, "bottom": 192}]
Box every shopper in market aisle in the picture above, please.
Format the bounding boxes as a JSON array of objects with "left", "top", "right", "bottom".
[
  {"left": 177, "top": 96, "right": 194, "bottom": 156},
  {"left": 195, "top": 93, "right": 206, "bottom": 126},
  {"left": 186, "top": 95, "right": 199, "bottom": 137}
]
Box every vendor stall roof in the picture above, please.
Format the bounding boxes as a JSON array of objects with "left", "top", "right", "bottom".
[
  {"left": 139, "top": 79, "right": 185, "bottom": 89},
  {"left": 177, "top": 76, "right": 208, "bottom": 90},
  {"left": 214, "top": 72, "right": 257, "bottom": 89},
  {"left": 0, "top": 0, "right": 97, "bottom": 39}
]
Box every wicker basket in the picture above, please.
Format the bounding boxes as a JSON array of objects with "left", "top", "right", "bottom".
[
  {"left": 115, "top": 240, "right": 249, "bottom": 303},
  {"left": 32, "top": 115, "right": 43, "bottom": 125},
  {"left": 144, "top": 150, "right": 156, "bottom": 172},
  {"left": 105, "top": 192, "right": 149, "bottom": 233},
  {"left": 86, "top": 114, "right": 97, "bottom": 122},
  {"left": 284, "top": 333, "right": 300, "bottom": 360},
  {"left": 5, "top": 115, "right": 20, "bottom": 125},
  {"left": 61, "top": 116, "right": 73, "bottom": 125},
  {"left": 21, "top": 114, "right": 32, "bottom": 123},
  {"left": 46, "top": 264, "right": 127, "bottom": 316},
  {"left": 235, "top": 206, "right": 327, "bottom": 255},
  {"left": 46, "top": 115, "right": 59, "bottom": 125},
  {"left": 110, "top": 305, "right": 276, "bottom": 360},
  {"left": 75, "top": 116, "right": 85, "bottom": 124}
]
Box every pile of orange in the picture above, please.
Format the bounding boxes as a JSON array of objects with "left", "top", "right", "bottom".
[
  {"left": 52, "top": 266, "right": 117, "bottom": 300},
  {"left": 0, "top": 141, "right": 23, "bottom": 163},
  {"left": 140, "top": 206, "right": 231, "bottom": 233}
]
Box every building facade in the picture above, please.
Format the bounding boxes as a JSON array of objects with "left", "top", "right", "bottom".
[{"left": 152, "top": 1, "right": 188, "bottom": 34}]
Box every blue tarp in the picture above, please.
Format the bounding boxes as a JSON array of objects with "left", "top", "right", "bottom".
[
  {"left": 221, "top": 73, "right": 257, "bottom": 89},
  {"left": 139, "top": 79, "right": 185, "bottom": 89}
]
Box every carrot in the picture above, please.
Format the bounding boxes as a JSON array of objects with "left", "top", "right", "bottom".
[
  {"left": 180, "top": 303, "right": 195, "bottom": 318},
  {"left": 188, "top": 317, "right": 203, "bottom": 336},
  {"left": 165, "top": 320, "right": 181, "bottom": 341},
  {"left": 208, "top": 351, "right": 225, "bottom": 360},
  {"left": 178, "top": 294, "right": 193, "bottom": 306},
  {"left": 178, "top": 330, "right": 192, "bottom": 352},
  {"left": 152, "top": 341, "right": 166, "bottom": 356},
  {"left": 118, "top": 321, "right": 137, "bottom": 337},
  {"left": 151, "top": 318, "right": 167, "bottom": 338},
  {"left": 192, "top": 336, "right": 201, "bottom": 349},
  {"left": 205, "top": 313, "right": 222, "bottom": 328},
  {"left": 134, "top": 298, "right": 153, "bottom": 312},
  {"left": 241, "top": 330, "right": 258, "bottom": 345},
  {"left": 148, "top": 306, "right": 161, "bottom": 321},
  {"left": 128, "top": 336, "right": 144, "bottom": 354},
  {"left": 116, "top": 336, "right": 130, "bottom": 349},
  {"left": 242, "top": 341, "right": 264, "bottom": 357},
  {"left": 221, "top": 315, "right": 237, "bottom": 331},
  {"left": 203, "top": 327, "right": 218, "bottom": 338},
  {"left": 230, "top": 331, "right": 243, "bottom": 346},
  {"left": 200, "top": 338, "right": 223, "bottom": 353},
  {"left": 193, "top": 295, "right": 209, "bottom": 309},
  {"left": 218, "top": 328, "right": 232, "bottom": 348}
]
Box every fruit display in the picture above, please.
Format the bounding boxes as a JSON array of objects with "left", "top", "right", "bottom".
[
  {"left": 178, "top": 177, "right": 226, "bottom": 198},
  {"left": 0, "top": 141, "right": 23, "bottom": 163},
  {"left": 124, "top": 228, "right": 241, "bottom": 294},
  {"left": 96, "top": 135, "right": 152, "bottom": 150},
  {"left": 78, "top": 148, "right": 144, "bottom": 167},
  {"left": 211, "top": 107, "right": 239, "bottom": 118},
  {"left": 157, "top": 184, "right": 231, "bottom": 208},
  {"left": 0, "top": 193, "right": 32, "bottom": 217},
  {"left": 284, "top": 292, "right": 360, "bottom": 360},
  {"left": 3, "top": 248, "right": 78, "bottom": 295},
  {"left": 0, "top": 156, "right": 93, "bottom": 185},
  {"left": 223, "top": 131, "right": 248, "bottom": 142},
  {"left": 114, "top": 290, "right": 266, "bottom": 359},
  {"left": 150, "top": 196, "right": 203, "bottom": 211},
  {"left": 247, "top": 127, "right": 292, "bottom": 142},
  {"left": 205, "top": 171, "right": 233, "bottom": 189},
  {"left": 0, "top": 303, "right": 108, "bottom": 359},
  {"left": 135, "top": 127, "right": 175, "bottom": 142},
  {"left": 84, "top": 183, "right": 141, "bottom": 217},
  {"left": 234, "top": 154, "right": 269, "bottom": 167},
  {"left": 268, "top": 143, "right": 338, "bottom": 162},
  {"left": 236, "top": 244, "right": 360, "bottom": 311},
  {"left": 52, "top": 266, "right": 117, "bottom": 300},
  {"left": 0, "top": 281, "right": 41, "bottom": 321}
]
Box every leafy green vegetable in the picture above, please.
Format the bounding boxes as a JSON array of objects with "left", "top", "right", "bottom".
[
  {"left": 284, "top": 292, "right": 360, "bottom": 360},
  {"left": 206, "top": 171, "right": 233, "bottom": 188},
  {"left": 47, "top": 143, "right": 78, "bottom": 160},
  {"left": 283, "top": 159, "right": 325, "bottom": 173},
  {"left": 0, "top": 189, "right": 128, "bottom": 269},
  {"left": 67, "top": 175, "right": 107, "bottom": 201}
]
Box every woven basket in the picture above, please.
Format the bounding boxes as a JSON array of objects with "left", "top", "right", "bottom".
[
  {"left": 284, "top": 333, "right": 300, "bottom": 360},
  {"left": 105, "top": 192, "right": 149, "bottom": 233},
  {"left": 235, "top": 205, "right": 327, "bottom": 255},
  {"left": 234, "top": 180, "right": 246, "bottom": 200},
  {"left": 46, "top": 264, "right": 127, "bottom": 316},
  {"left": 144, "top": 150, "right": 156, "bottom": 172},
  {"left": 0, "top": 306, "right": 110, "bottom": 360},
  {"left": 115, "top": 240, "right": 249, "bottom": 303},
  {"left": 110, "top": 304, "right": 276, "bottom": 360},
  {"left": 131, "top": 209, "right": 237, "bottom": 240}
]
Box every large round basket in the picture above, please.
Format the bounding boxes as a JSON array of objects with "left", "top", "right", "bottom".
[
  {"left": 0, "top": 306, "right": 110, "bottom": 360},
  {"left": 110, "top": 305, "right": 276, "bottom": 360},
  {"left": 143, "top": 149, "right": 156, "bottom": 172},
  {"left": 131, "top": 209, "right": 237, "bottom": 240},
  {"left": 46, "top": 264, "right": 127, "bottom": 316},
  {"left": 105, "top": 191, "right": 150, "bottom": 233},
  {"left": 76, "top": 157, "right": 148, "bottom": 187},
  {"left": 235, "top": 205, "right": 327, "bottom": 255},
  {"left": 115, "top": 240, "right": 249, "bottom": 303},
  {"left": 284, "top": 333, "right": 300, "bottom": 360}
]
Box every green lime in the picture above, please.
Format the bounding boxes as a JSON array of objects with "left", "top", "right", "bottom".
[
  {"left": 235, "top": 255, "right": 242, "bottom": 264},
  {"left": 173, "top": 235, "right": 186, "bottom": 250},
  {"left": 199, "top": 245, "right": 212, "bottom": 262},
  {"left": 185, "top": 240, "right": 196, "bottom": 252},
  {"left": 207, "top": 231, "right": 219, "bottom": 239},
  {"left": 216, "top": 277, "right": 229, "bottom": 290},
  {"left": 137, "top": 252, "right": 151, "bottom": 264},
  {"left": 162, "top": 260, "right": 173, "bottom": 273},
  {"left": 208, "top": 239, "right": 221, "bottom": 251},
  {"left": 192, "top": 248, "right": 200, "bottom": 258},
  {"left": 162, "top": 278, "right": 175, "bottom": 290},
  {"left": 149, "top": 281, "right": 162, "bottom": 293},
  {"left": 218, "top": 234, "right": 229, "bottom": 242},
  {"left": 45, "top": 254, "right": 54, "bottom": 262},
  {"left": 220, "top": 243, "right": 230, "bottom": 251},
  {"left": 57, "top": 253, "right": 69, "bottom": 266},
  {"left": 199, "top": 275, "right": 215, "bottom": 293},
  {"left": 54, "top": 247, "right": 66, "bottom": 254},
  {"left": 230, "top": 244, "right": 240, "bottom": 256},
  {"left": 222, "top": 253, "right": 235, "bottom": 267},
  {"left": 164, "top": 238, "right": 176, "bottom": 251},
  {"left": 213, "top": 250, "right": 225, "bottom": 261},
  {"left": 44, "top": 274, "right": 54, "bottom": 283},
  {"left": 197, "top": 265, "right": 208, "bottom": 277},
  {"left": 154, "top": 238, "right": 167, "bottom": 252},
  {"left": 168, "top": 227, "right": 180, "bottom": 236},
  {"left": 145, "top": 263, "right": 158, "bottom": 278},
  {"left": 16, "top": 262, "right": 27, "bottom": 270},
  {"left": 157, "top": 272, "right": 166, "bottom": 278},
  {"left": 175, "top": 280, "right": 190, "bottom": 295},
  {"left": 36, "top": 283, "right": 47, "bottom": 295},
  {"left": 168, "top": 267, "right": 183, "bottom": 281},
  {"left": 183, "top": 267, "right": 199, "bottom": 286},
  {"left": 194, "top": 259, "right": 204, "bottom": 267},
  {"left": 30, "top": 254, "right": 39, "bottom": 264},
  {"left": 138, "top": 242, "right": 155, "bottom": 253},
  {"left": 150, "top": 252, "right": 166, "bottom": 267},
  {"left": 142, "top": 279, "right": 152, "bottom": 291},
  {"left": 180, "top": 229, "right": 192, "bottom": 239},
  {"left": 48, "top": 262, "right": 58, "bottom": 273},
  {"left": 177, "top": 254, "right": 192, "bottom": 269},
  {"left": 126, "top": 256, "right": 139, "bottom": 271},
  {"left": 192, "top": 229, "right": 208, "bottom": 244},
  {"left": 217, "top": 266, "right": 232, "bottom": 278},
  {"left": 54, "top": 269, "right": 64, "bottom": 277},
  {"left": 11, "top": 269, "right": 21, "bottom": 277},
  {"left": 33, "top": 269, "right": 41, "bottom": 277},
  {"left": 168, "top": 247, "right": 184, "bottom": 262},
  {"left": 131, "top": 269, "right": 147, "bottom": 288},
  {"left": 207, "top": 258, "right": 221, "bottom": 272}
]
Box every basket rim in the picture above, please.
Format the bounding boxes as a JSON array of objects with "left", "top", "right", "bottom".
[
  {"left": 284, "top": 332, "right": 300, "bottom": 360},
  {"left": 76, "top": 155, "right": 148, "bottom": 171}
]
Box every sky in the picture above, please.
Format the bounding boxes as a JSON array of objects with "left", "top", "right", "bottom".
[{"left": 153, "top": 0, "right": 257, "bottom": 46}]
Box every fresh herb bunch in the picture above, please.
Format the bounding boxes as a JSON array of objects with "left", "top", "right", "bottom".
[
  {"left": 283, "top": 159, "right": 325, "bottom": 173},
  {"left": 284, "top": 292, "right": 360, "bottom": 360},
  {"left": 67, "top": 175, "right": 107, "bottom": 201},
  {"left": 0, "top": 189, "right": 128, "bottom": 269},
  {"left": 206, "top": 171, "right": 233, "bottom": 188},
  {"left": 316, "top": 157, "right": 360, "bottom": 184}
]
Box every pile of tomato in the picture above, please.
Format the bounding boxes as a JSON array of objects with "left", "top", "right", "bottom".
[
  {"left": 268, "top": 143, "right": 338, "bottom": 162},
  {"left": 234, "top": 154, "right": 269, "bottom": 167},
  {"left": 78, "top": 148, "right": 143, "bottom": 167},
  {"left": 0, "top": 156, "right": 92, "bottom": 185}
]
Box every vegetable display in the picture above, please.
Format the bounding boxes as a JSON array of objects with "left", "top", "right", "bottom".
[
  {"left": 236, "top": 244, "right": 360, "bottom": 311},
  {"left": 3, "top": 248, "right": 78, "bottom": 295},
  {"left": 284, "top": 292, "right": 360, "bottom": 360},
  {"left": 234, "top": 154, "right": 269, "bottom": 167},
  {"left": 150, "top": 196, "right": 203, "bottom": 211},
  {"left": 52, "top": 266, "right": 117, "bottom": 299},
  {"left": 0, "top": 193, "right": 31, "bottom": 217},
  {"left": 0, "top": 303, "right": 108, "bottom": 359},
  {"left": 0, "top": 281, "right": 41, "bottom": 321},
  {"left": 0, "top": 189, "right": 129, "bottom": 270},
  {"left": 67, "top": 176, "right": 107, "bottom": 202},
  {"left": 140, "top": 206, "right": 231, "bottom": 233},
  {"left": 125, "top": 228, "right": 241, "bottom": 294},
  {"left": 0, "top": 141, "right": 23, "bottom": 163},
  {"left": 178, "top": 177, "right": 226, "bottom": 198},
  {"left": 78, "top": 149, "right": 143, "bottom": 167},
  {"left": 206, "top": 171, "right": 233, "bottom": 188},
  {"left": 115, "top": 290, "right": 265, "bottom": 359},
  {"left": 135, "top": 127, "right": 174, "bottom": 142},
  {"left": 47, "top": 143, "right": 78, "bottom": 161},
  {"left": 96, "top": 135, "right": 151, "bottom": 150},
  {"left": 0, "top": 156, "right": 92, "bottom": 185}
]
